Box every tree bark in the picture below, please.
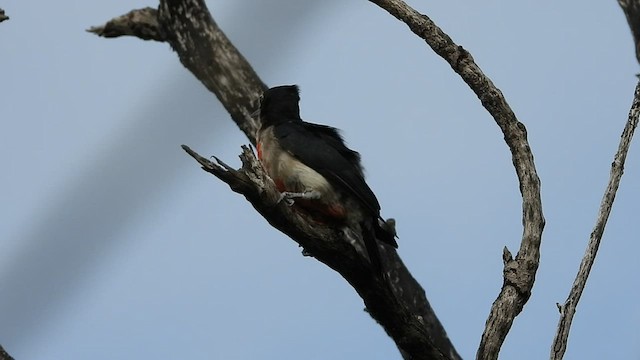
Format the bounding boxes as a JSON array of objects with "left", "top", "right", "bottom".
[{"left": 91, "top": 2, "right": 460, "bottom": 359}]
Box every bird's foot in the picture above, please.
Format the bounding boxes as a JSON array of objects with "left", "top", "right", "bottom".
[
  {"left": 278, "top": 190, "right": 320, "bottom": 206},
  {"left": 277, "top": 193, "right": 295, "bottom": 206}
]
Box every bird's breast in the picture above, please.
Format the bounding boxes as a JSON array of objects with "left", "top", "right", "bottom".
[{"left": 257, "top": 127, "right": 334, "bottom": 197}]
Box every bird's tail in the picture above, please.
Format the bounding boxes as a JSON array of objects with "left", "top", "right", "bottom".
[
  {"left": 362, "top": 220, "right": 384, "bottom": 277},
  {"left": 375, "top": 217, "right": 398, "bottom": 248},
  {"left": 362, "top": 218, "right": 398, "bottom": 277}
]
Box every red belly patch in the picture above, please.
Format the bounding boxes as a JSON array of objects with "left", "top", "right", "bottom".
[
  {"left": 274, "top": 178, "right": 286, "bottom": 192},
  {"left": 294, "top": 199, "right": 347, "bottom": 224}
]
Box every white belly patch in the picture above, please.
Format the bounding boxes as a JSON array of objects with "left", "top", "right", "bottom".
[{"left": 258, "top": 127, "right": 334, "bottom": 197}]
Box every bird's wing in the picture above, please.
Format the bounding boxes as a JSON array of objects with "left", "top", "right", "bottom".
[
  {"left": 274, "top": 121, "right": 381, "bottom": 215},
  {"left": 301, "top": 123, "right": 363, "bottom": 176}
]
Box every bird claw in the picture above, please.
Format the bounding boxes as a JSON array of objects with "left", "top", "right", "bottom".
[
  {"left": 278, "top": 192, "right": 295, "bottom": 206},
  {"left": 277, "top": 190, "right": 320, "bottom": 206}
]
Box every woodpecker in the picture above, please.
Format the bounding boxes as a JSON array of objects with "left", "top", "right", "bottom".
[{"left": 256, "top": 85, "right": 398, "bottom": 274}]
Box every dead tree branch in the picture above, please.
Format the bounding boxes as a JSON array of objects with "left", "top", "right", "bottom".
[
  {"left": 91, "top": 1, "right": 460, "bottom": 359},
  {"left": 550, "top": 2, "right": 640, "bottom": 357},
  {"left": 87, "top": 7, "right": 164, "bottom": 41},
  {"left": 550, "top": 79, "right": 640, "bottom": 359},
  {"left": 0, "top": 8, "right": 8, "bottom": 23},
  {"left": 367, "top": 1, "right": 545, "bottom": 359},
  {"left": 0, "top": 344, "right": 14, "bottom": 360}
]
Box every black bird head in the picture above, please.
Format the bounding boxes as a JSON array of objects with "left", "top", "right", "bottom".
[{"left": 260, "top": 85, "right": 301, "bottom": 126}]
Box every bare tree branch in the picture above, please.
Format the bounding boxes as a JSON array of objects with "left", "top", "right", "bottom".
[
  {"left": 0, "top": 8, "right": 8, "bottom": 23},
  {"left": 92, "top": 1, "right": 460, "bottom": 359},
  {"left": 0, "top": 344, "right": 14, "bottom": 360},
  {"left": 549, "top": 2, "right": 640, "bottom": 354},
  {"left": 366, "top": 1, "right": 545, "bottom": 359},
  {"left": 550, "top": 81, "right": 640, "bottom": 359},
  {"left": 87, "top": 7, "right": 164, "bottom": 41}
]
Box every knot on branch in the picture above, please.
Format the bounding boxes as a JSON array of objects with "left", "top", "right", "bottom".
[
  {"left": 501, "top": 247, "right": 533, "bottom": 300},
  {"left": 451, "top": 45, "right": 471, "bottom": 71}
]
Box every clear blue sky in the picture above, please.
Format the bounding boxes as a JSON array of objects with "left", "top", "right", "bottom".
[{"left": 0, "top": 1, "right": 638, "bottom": 359}]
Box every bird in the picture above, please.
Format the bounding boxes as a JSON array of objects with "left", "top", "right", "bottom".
[{"left": 256, "top": 85, "right": 397, "bottom": 275}]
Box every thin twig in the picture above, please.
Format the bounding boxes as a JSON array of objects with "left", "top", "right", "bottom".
[
  {"left": 367, "top": 1, "right": 545, "bottom": 359},
  {"left": 548, "top": 3, "right": 640, "bottom": 358},
  {"left": 550, "top": 79, "right": 640, "bottom": 359}
]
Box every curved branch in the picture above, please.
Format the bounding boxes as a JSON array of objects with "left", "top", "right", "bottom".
[
  {"left": 367, "top": 1, "right": 545, "bottom": 359},
  {"left": 91, "top": 1, "right": 460, "bottom": 359}
]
